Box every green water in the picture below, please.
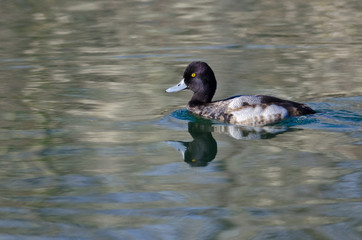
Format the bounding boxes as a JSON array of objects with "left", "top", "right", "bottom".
[{"left": 0, "top": 1, "right": 361, "bottom": 239}]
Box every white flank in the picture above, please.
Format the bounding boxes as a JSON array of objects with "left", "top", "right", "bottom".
[{"left": 232, "top": 105, "right": 288, "bottom": 125}]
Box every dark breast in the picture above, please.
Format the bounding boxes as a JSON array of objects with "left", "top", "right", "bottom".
[{"left": 188, "top": 102, "right": 233, "bottom": 122}]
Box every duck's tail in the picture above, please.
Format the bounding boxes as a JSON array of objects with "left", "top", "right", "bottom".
[{"left": 293, "top": 104, "right": 316, "bottom": 116}]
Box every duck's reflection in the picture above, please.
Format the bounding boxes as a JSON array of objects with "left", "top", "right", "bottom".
[
  {"left": 167, "top": 121, "right": 292, "bottom": 167},
  {"left": 167, "top": 122, "right": 217, "bottom": 167},
  {"left": 212, "top": 124, "right": 290, "bottom": 140}
]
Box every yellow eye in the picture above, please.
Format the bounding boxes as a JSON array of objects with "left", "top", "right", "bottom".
[{"left": 191, "top": 73, "right": 196, "bottom": 77}]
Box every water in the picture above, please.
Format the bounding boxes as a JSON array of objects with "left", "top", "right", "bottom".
[{"left": 0, "top": 0, "right": 361, "bottom": 239}]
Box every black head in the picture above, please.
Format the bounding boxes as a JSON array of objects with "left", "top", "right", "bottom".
[{"left": 183, "top": 61, "right": 217, "bottom": 105}]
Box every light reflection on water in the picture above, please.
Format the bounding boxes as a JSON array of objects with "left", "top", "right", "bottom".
[{"left": 0, "top": 0, "right": 362, "bottom": 239}]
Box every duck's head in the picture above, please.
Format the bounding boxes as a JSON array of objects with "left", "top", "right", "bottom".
[{"left": 166, "top": 61, "right": 217, "bottom": 106}]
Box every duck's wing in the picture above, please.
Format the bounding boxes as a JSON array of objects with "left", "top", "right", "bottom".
[
  {"left": 225, "top": 95, "right": 264, "bottom": 109},
  {"left": 257, "top": 95, "right": 316, "bottom": 116}
]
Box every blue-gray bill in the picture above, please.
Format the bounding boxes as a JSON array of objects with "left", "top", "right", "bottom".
[{"left": 166, "top": 79, "right": 187, "bottom": 92}]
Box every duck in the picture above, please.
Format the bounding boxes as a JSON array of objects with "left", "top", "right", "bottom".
[{"left": 166, "top": 61, "right": 316, "bottom": 127}]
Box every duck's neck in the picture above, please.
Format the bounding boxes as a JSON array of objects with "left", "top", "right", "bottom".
[{"left": 188, "top": 92, "right": 213, "bottom": 107}]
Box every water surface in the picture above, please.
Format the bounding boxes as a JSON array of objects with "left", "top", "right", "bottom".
[{"left": 0, "top": 1, "right": 361, "bottom": 239}]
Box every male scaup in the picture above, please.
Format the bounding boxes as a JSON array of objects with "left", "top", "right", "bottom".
[{"left": 166, "top": 61, "right": 315, "bottom": 127}]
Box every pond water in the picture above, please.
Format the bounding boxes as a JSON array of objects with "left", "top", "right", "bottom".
[{"left": 0, "top": 1, "right": 361, "bottom": 239}]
